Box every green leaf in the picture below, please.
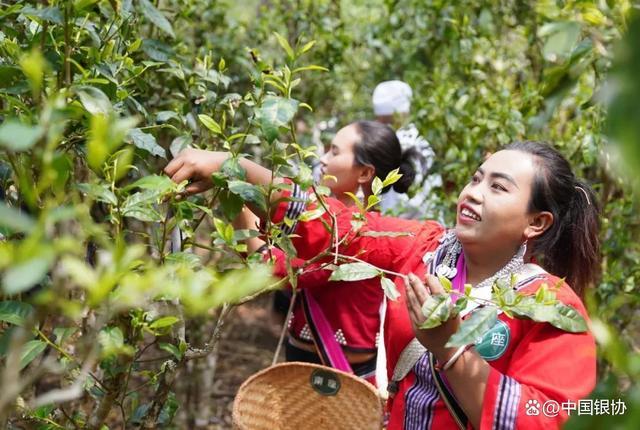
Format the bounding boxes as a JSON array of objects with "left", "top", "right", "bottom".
[
  {"left": 548, "top": 305, "right": 587, "bottom": 333},
  {"left": 372, "top": 177, "right": 383, "bottom": 196},
  {"left": 21, "top": 6, "right": 62, "bottom": 24},
  {"left": 255, "top": 96, "right": 299, "bottom": 143},
  {"left": 446, "top": 307, "right": 498, "bottom": 348},
  {"left": 158, "top": 342, "right": 182, "bottom": 360},
  {"left": 170, "top": 135, "right": 192, "bottom": 157},
  {"left": 149, "top": 316, "right": 180, "bottom": 330},
  {"left": 381, "top": 277, "right": 400, "bottom": 301},
  {"left": 366, "top": 195, "right": 380, "bottom": 210},
  {"left": 99, "top": 326, "right": 133, "bottom": 357},
  {"left": 127, "top": 128, "right": 166, "bottom": 158},
  {"left": 438, "top": 275, "right": 452, "bottom": 293},
  {"left": 539, "top": 21, "right": 582, "bottom": 62},
  {"left": 0, "top": 301, "right": 34, "bottom": 326},
  {"left": 507, "top": 297, "right": 588, "bottom": 333},
  {"left": 77, "top": 183, "right": 117, "bottom": 206},
  {"left": 198, "top": 114, "right": 222, "bottom": 134},
  {"left": 227, "top": 180, "right": 267, "bottom": 212},
  {"left": 139, "top": 0, "right": 175, "bottom": 38},
  {"left": 76, "top": 86, "right": 113, "bottom": 115},
  {"left": 382, "top": 169, "right": 402, "bottom": 188},
  {"left": 0, "top": 203, "right": 35, "bottom": 233},
  {"left": 292, "top": 65, "right": 329, "bottom": 74},
  {"left": 2, "top": 248, "right": 55, "bottom": 294},
  {"left": 0, "top": 120, "right": 43, "bottom": 151},
  {"left": 218, "top": 190, "right": 244, "bottom": 220},
  {"left": 274, "top": 32, "right": 295, "bottom": 60},
  {"left": 220, "top": 157, "right": 247, "bottom": 181},
  {"left": 329, "top": 262, "right": 380, "bottom": 282},
  {"left": 121, "top": 190, "right": 163, "bottom": 222},
  {"left": 124, "top": 175, "right": 176, "bottom": 193},
  {"left": 298, "top": 40, "right": 316, "bottom": 55},
  {"left": 419, "top": 294, "right": 451, "bottom": 329},
  {"left": 53, "top": 327, "right": 78, "bottom": 345},
  {"left": 20, "top": 340, "right": 47, "bottom": 370}
]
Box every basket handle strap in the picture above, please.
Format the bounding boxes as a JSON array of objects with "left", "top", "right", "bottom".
[{"left": 301, "top": 290, "right": 353, "bottom": 373}]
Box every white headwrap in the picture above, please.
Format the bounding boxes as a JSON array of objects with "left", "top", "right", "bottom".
[{"left": 372, "top": 80, "right": 413, "bottom": 116}]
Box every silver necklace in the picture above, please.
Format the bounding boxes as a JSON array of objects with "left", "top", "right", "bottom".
[{"left": 433, "top": 231, "right": 527, "bottom": 288}]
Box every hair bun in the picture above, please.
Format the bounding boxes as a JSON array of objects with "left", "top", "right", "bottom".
[{"left": 392, "top": 148, "right": 417, "bottom": 194}]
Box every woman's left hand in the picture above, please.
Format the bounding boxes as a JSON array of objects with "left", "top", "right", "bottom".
[{"left": 405, "top": 273, "right": 460, "bottom": 363}]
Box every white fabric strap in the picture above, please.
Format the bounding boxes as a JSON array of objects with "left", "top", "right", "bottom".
[{"left": 375, "top": 296, "right": 389, "bottom": 398}]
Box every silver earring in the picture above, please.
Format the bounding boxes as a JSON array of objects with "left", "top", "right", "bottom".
[
  {"left": 516, "top": 240, "right": 527, "bottom": 264},
  {"left": 356, "top": 184, "right": 365, "bottom": 201}
]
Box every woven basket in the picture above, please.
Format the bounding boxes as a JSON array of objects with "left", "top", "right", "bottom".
[{"left": 232, "top": 362, "right": 384, "bottom": 430}]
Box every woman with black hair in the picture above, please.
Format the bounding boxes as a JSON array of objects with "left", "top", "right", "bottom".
[
  {"left": 166, "top": 140, "right": 598, "bottom": 429},
  {"left": 234, "top": 120, "right": 419, "bottom": 383}
]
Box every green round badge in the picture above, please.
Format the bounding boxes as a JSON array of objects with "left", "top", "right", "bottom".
[
  {"left": 475, "top": 320, "right": 510, "bottom": 361},
  {"left": 309, "top": 369, "right": 341, "bottom": 396}
]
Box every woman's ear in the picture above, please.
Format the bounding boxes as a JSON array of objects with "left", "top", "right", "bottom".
[
  {"left": 358, "top": 165, "right": 376, "bottom": 185},
  {"left": 524, "top": 211, "right": 554, "bottom": 240}
]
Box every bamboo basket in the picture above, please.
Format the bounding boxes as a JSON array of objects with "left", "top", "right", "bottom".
[{"left": 232, "top": 362, "right": 384, "bottom": 430}]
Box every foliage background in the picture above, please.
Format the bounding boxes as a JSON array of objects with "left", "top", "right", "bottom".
[{"left": 0, "top": 0, "right": 638, "bottom": 428}]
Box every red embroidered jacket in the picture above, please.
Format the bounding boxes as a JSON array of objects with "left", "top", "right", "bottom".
[{"left": 271, "top": 183, "right": 596, "bottom": 429}]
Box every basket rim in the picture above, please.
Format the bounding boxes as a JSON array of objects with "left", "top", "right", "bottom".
[{"left": 232, "top": 361, "right": 383, "bottom": 425}]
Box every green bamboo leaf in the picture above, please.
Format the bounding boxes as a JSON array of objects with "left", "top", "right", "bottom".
[
  {"left": 419, "top": 294, "right": 451, "bottom": 329},
  {"left": 20, "top": 340, "right": 47, "bottom": 370},
  {"left": 0, "top": 301, "right": 34, "bottom": 326},
  {"left": 381, "top": 277, "right": 400, "bottom": 301},
  {"left": 329, "top": 263, "right": 380, "bottom": 282},
  {"left": 139, "top": 0, "right": 175, "bottom": 38},
  {"left": 446, "top": 306, "right": 498, "bottom": 347}
]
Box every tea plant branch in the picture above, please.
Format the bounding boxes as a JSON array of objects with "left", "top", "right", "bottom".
[
  {"left": 184, "top": 303, "right": 231, "bottom": 360},
  {"left": 63, "top": 1, "right": 72, "bottom": 87},
  {"left": 30, "top": 345, "right": 99, "bottom": 408},
  {"left": 272, "top": 288, "right": 298, "bottom": 365}
]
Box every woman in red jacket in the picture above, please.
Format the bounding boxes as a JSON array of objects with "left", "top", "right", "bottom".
[
  {"left": 166, "top": 140, "right": 599, "bottom": 429},
  {"left": 236, "top": 120, "right": 419, "bottom": 381}
]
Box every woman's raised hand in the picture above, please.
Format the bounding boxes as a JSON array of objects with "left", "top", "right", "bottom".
[
  {"left": 164, "top": 149, "right": 230, "bottom": 195},
  {"left": 405, "top": 273, "right": 460, "bottom": 363}
]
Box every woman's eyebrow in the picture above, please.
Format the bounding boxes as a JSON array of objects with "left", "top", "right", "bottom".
[{"left": 477, "top": 167, "right": 519, "bottom": 188}]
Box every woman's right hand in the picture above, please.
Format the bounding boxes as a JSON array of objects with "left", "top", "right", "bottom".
[{"left": 164, "top": 149, "right": 230, "bottom": 195}]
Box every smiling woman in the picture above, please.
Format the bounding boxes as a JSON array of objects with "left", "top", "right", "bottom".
[
  {"left": 230, "top": 120, "right": 420, "bottom": 383},
  {"left": 165, "top": 140, "right": 600, "bottom": 429}
]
